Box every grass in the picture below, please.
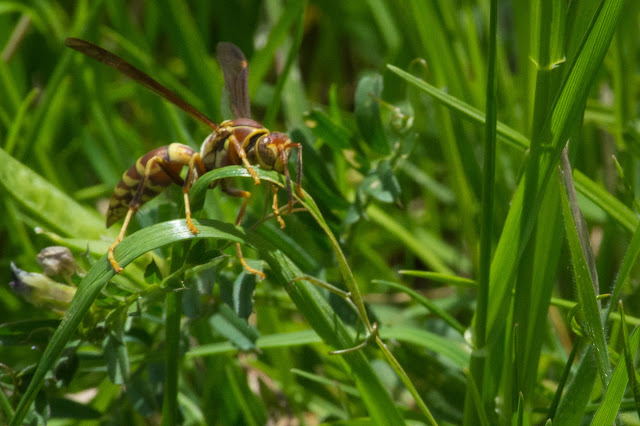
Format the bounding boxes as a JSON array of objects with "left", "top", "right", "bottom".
[{"left": 1, "top": 0, "right": 640, "bottom": 424}]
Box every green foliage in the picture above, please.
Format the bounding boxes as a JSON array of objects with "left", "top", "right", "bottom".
[{"left": 1, "top": 0, "right": 640, "bottom": 424}]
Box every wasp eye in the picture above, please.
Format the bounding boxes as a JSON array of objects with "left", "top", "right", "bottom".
[{"left": 257, "top": 137, "right": 278, "bottom": 170}]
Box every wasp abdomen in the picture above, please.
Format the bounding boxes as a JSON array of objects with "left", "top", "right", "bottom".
[{"left": 106, "top": 143, "right": 195, "bottom": 227}]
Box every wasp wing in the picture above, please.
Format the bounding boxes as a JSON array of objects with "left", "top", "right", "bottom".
[
  {"left": 66, "top": 38, "right": 219, "bottom": 131},
  {"left": 216, "top": 42, "right": 251, "bottom": 119}
]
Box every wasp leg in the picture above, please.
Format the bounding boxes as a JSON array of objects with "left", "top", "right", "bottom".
[
  {"left": 271, "top": 184, "right": 286, "bottom": 229},
  {"left": 294, "top": 143, "right": 305, "bottom": 199},
  {"left": 109, "top": 155, "right": 182, "bottom": 273},
  {"left": 182, "top": 153, "right": 207, "bottom": 234},
  {"left": 108, "top": 208, "right": 136, "bottom": 273},
  {"left": 229, "top": 134, "right": 260, "bottom": 184},
  {"left": 222, "top": 179, "right": 265, "bottom": 280}
]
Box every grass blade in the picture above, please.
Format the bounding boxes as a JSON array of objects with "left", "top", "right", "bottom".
[
  {"left": 12, "top": 168, "right": 405, "bottom": 425},
  {"left": 161, "top": 290, "right": 181, "bottom": 426},
  {"left": 559, "top": 158, "right": 610, "bottom": 386},
  {"left": 619, "top": 303, "right": 640, "bottom": 418},
  {"left": 591, "top": 327, "right": 639, "bottom": 424},
  {"left": 0, "top": 147, "right": 106, "bottom": 238}
]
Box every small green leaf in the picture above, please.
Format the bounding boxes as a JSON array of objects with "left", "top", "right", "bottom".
[
  {"left": 210, "top": 304, "right": 260, "bottom": 351},
  {"left": 225, "top": 271, "right": 257, "bottom": 320},
  {"left": 361, "top": 160, "right": 401, "bottom": 203},
  {"left": 304, "top": 109, "right": 352, "bottom": 151},
  {"left": 355, "top": 73, "right": 390, "bottom": 155},
  {"left": 103, "top": 309, "right": 129, "bottom": 385},
  {"left": 144, "top": 259, "right": 162, "bottom": 284}
]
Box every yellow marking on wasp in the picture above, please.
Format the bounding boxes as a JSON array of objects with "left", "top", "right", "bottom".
[
  {"left": 245, "top": 128, "right": 267, "bottom": 144},
  {"left": 122, "top": 174, "right": 140, "bottom": 188},
  {"left": 146, "top": 181, "right": 166, "bottom": 193},
  {"left": 108, "top": 201, "right": 124, "bottom": 212},
  {"left": 113, "top": 186, "right": 129, "bottom": 197},
  {"left": 135, "top": 158, "right": 145, "bottom": 175},
  {"left": 168, "top": 143, "right": 193, "bottom": 163},
  {"left": 135, "top": 159, "right": 160, "bottom": 175}
]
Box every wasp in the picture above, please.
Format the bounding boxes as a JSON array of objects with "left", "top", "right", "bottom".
[{"left": 65, "top": 38, "right": 303, "bottom": 278}]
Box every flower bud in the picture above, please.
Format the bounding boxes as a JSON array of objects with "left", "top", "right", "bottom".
[
  {"left": 10, "top": 263, "right": 75, "bottom": 314},
  {"left": 36, "top": 246, "right": 78, "bottom": 278}
]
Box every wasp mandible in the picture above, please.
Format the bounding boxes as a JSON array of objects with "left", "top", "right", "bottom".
[{"left": 66, "top": 38, "right": 304, "bottom": 278}]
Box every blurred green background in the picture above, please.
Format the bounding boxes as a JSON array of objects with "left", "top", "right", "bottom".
[{"left": 1, "top": 0, "right": 640, "bottom": 424}]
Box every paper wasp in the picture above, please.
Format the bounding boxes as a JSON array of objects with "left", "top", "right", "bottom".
[{"left": 65, "top": 38, "right": 303, "bottom": 278}]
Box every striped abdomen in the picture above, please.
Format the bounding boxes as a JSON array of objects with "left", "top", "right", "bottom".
[{"left": 106, "top": 143, "right": 195, "bottom": 227}]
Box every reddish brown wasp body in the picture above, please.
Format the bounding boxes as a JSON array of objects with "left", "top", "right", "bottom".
[{"left": 65, "top": 38, "right": 303, "bottom": 277}]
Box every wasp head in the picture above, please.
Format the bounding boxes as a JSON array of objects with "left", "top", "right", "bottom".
[
  {"left": 254, "top": 132, "right": 303, "bottom": 212},
  {"left": 255, "top": 132, "right": 291, "bottom": 173}
]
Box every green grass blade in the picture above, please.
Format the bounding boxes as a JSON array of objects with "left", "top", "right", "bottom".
[
  {"left": 605, "top": 219, "right": 640, "bottom": 321},
  {"left": 10, "top": 219, "right": 241, "bottom": 425},
  {"left": 4, "top": 88, "right": 38, "bottom": 155},
  {"left": 11, "top": 217, "right": 402, "bottom": 424},
  {"left": 553, "top": 347, "right": 597, "bottom": 425},
  {"left": 157, "top": 0, "right": 220, "bottom": 120},
  {"left": 224, "top": 364, "right": 264, "bottom": 426},
  {"left": 161, "top": 290, "right": 181, "bottom": 426},
  {"left": 247, "top": 2, "right": 304, "bottom": 100},
  {"left": 486, "top": 0, "right": 624, "bottom": 341},
  {"left": 619, "top": 303, "right": 640, "bottom": 418},
  {"left": 373, "top": 279, "right": 466, "bottom": 334},
  {"left": 573, "top": 171, "right": 638, "bottom": 232},
  {"left": 559, "top": 164, "right": 610, "bottom": 385},
  {"left": 386, "top": 64, "right": 529, "bottom": 150},
  {"left": 193, "top": 167, "right": 373, "bottom": 335},
  {"left": 398, "top": 270, "right": 475, "bottom": 287},
  {"left": 463, "top": 367, "right": 490, "bottom": 426},
  {"left": 367, "top": 205, "right": 453, "bottom": 274},
  {"left": 469, "top": 0, "right": 499, "bottom": 414},
  {"left": 547, "top": 339, "right": 581, "bottom": 419},
  {"left": 512, "top": 175, "right": 563, "bottom": 409},
  {"left": 0, "top": 147, "right": 106, "bottom": 238},
  {"left": 592, "top": 328, "right": 639, "bottom": 424},
  {"left": 12, "top": 168, "right": 405, "bottom": 425},
  {"left": 263, "top": 0, "right": 306, "bottom": 128},
  {"left": 386, "top": 65, "right": 639, "bottom": 234},
  {"left": 378, "top": 326, "right": 469, "bottom": 369},
  {"left": 186, "top": 330, "right": 321, "bottom": 358}
]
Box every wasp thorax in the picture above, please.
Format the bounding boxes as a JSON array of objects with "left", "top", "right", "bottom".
[{"left": 256, "top": 132, "right": 291, "bottom": 173}]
